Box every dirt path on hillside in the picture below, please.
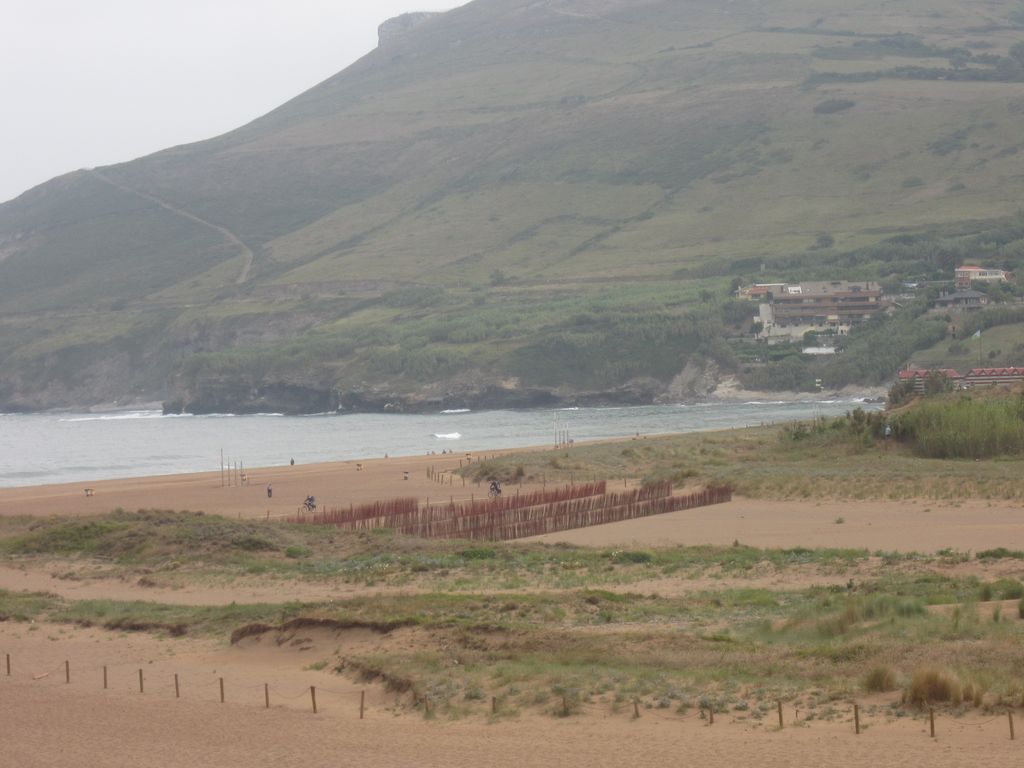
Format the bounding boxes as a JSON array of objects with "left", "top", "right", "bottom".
[{"left": 88, "top": 169, "right": 255, "bottom": 284}]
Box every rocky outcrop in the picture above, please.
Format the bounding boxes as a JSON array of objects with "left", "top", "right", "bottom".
[
  {"left": 378, "top": 12, "right": 441, "bottom": 47},
  {"left": 161, "top": 376, "right": 676, "bottom": 416}
]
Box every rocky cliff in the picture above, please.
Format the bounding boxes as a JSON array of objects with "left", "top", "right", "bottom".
[{"left": 378, "top": 12, "right": 441, "bottom": 47}]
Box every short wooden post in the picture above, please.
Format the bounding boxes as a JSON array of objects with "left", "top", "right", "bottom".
[
  {"left": 1009, "top": 711, "right": 1015, "bottom": 741},
  {"left": 361, "top": 690, "right": 366, "bottom": 719},
  {"left": 310, "top": 686, "right": 317, "bottom": 714},
  {"left": 708, "top": 704, "right": 714, "bottom": 725},
  {"left": 219, "top": 677, "right": 225, "bottom": 703},
  {"left": 633, "top": 699, "right": 641, "bottom": 718},
  {"left": 103, "top": 666, "right": 108, "bottom": 690},
  {"left": 929, "top": 707, "right": 935, "bottom": 738},
  {"left": 563, "top": 695, "right": 569, "bottom": 716},
  {"left": 5, "top": 653, "right": 9, "bottom": 676},
  {"left": 138, "top": 669, "right": 144, "bottom": 694},
  {"left": 174, "top": 673, "right": 179, "bottom": 698},
  {"left": 265, "top": 683, "right": 270, "bottom": 709},
  {"left": 491, "top": 695, "right": 497, "bottom": 715},
  {"left": 854, "top": 703, "right": 860, "bottom": 735},
  {"left": 778, "top": 700, "right": 784, "bottom": 729},
  {"left": 65, "top": 660, "right": 70, "bottom": 684}
]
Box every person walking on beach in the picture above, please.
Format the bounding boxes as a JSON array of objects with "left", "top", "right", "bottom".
[{"left": 267, "top": 483, "right": 273, "bottom": 499}]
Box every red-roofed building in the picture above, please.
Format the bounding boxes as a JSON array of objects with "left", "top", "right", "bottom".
[
  {"left": 963, "top": 367, "right": 1024, "bottom": 388},
  {"left": 897, "top": 369, "right": 961, "bottom": 394},
  {"left": 955, "top": 265, "right": 1009, "bottom": 289}
]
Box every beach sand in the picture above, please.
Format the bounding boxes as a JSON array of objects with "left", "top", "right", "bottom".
[
  {"left": 3, "top": 442, "right": 1024, "bottom": 767},
  {"left": 1, "top": 621, "right": 1019, "bottom": 768},
  {"left": 3, "top": 447, "right": 1022, "bottom": 553}
]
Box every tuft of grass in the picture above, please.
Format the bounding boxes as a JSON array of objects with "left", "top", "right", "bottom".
[
  {"left": 903, "top": 668, "right": 962, "bottom": 708},
  {"left": 864, "top": 665, "right": 898, "bottom": 693}
]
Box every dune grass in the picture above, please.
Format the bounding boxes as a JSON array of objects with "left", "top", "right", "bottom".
[{"left": 460, "top": 422, "right": 1024, "bottom": 501}]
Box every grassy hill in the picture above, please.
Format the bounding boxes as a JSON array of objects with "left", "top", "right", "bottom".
[{"left": 3, "top": 0, "right": 1024, "bottom": 411}]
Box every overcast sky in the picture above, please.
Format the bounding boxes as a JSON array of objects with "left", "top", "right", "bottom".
[{"left": 1, "top": 1, "right": 466, "bottom": 203}]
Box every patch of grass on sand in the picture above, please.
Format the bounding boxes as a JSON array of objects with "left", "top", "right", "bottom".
[
  {"left": 460, "top": 422, "right": 1024, "bottom": 501},
  {"left": 6, "top": 568, "right": 1024, "bottom": 718}
]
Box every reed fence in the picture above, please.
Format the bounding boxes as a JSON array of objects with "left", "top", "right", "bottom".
[{"left": 287, "top": 481, "right": 731, "bottom": 541}]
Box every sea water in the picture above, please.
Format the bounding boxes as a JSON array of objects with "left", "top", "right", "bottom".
[{"left": 0, "top": 400, "right": 880, "bottom": 488}]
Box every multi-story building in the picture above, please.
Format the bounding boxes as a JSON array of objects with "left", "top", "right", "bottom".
[
  {"left": 955, "top": 265, "right": 1009, "bottom": 289},
  {"left": 756, "top": 281, "right": 884, "bottom": 341}
]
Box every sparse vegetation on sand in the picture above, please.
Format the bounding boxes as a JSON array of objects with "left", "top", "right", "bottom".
[
  {"left": 2, "top": 508, "right": 1024, "bottom": 720},
  {"left": 456, "top": 411, "right": 1024, "bottom": 502}
]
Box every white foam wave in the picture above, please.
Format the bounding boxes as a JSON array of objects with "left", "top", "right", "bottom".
[
  {"left": 60, "top": 410, "right": 178, "bottom": 422},
  {"left": 440, "top": 409, "right": 471, "bottom": 414},
  {"left": 433, "top": 432, "right": 462, "bottom": 440}
]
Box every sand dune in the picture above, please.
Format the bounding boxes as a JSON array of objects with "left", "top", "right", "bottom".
[{"left": 0, "top": 622, "right": 1019, "bottom": 768}]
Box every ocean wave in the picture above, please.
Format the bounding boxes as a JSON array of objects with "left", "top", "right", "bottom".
[
  {"left": 743, "top": 401, "right": 787, "bottom": 406},
  {"left": 60, "top": 410, "right": 175, "bottom": 422},
  {"left": 433, "top": 432, "right": 462, "bottom": 440},
  {"left": 557, "top": 407, "right": 580, "bottom": 411},
  {"left": 440, "top": 409, "right": 471, "bottom": 414}
]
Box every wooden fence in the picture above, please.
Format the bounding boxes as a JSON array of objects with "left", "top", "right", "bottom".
[{"left": 288, "top": 481, "right": 731, "bottom": 541}]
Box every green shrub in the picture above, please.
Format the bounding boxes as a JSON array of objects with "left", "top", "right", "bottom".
[
  {"left": 976, "top": 547, "right": 1024, "bottom": 560},
  {"left": 611, "top": 550, "right": 653, "bottom": 564},
  {"left": 891, "top": 394, "right": 1024, "bottom": 459}
]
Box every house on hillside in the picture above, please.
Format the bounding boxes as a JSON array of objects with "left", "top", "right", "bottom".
[
  {"left": 737, "top": 283, "right": 785, "bottom": 300},
  {"left": 963, "top": 367, "right": 1024, "bottom": 388},
  {"left": 955, "top": 265, "right": 1009, "bottom": 289},
  {"left": 756, "top": 281, "right": 884, "bottom": 342},
  {"left": 932, "top": 289, "right": 989, "bottom": 310}
]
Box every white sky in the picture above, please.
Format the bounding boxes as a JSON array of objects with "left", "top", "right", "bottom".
[{"left": 1, "top": 1, "right": 466, "bottom": 203}]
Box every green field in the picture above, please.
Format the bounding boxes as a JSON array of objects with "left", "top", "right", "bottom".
[{"left": 910, "top": 321, "right": 1024, "bottom": 370}]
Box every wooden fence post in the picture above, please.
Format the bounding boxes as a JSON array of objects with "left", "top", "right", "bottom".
[
  {"left": 219, "top": 677, "right": 225, "bottom": 704},
  {"left": 492, "top": 696, "right": 497, "bottom": 715},
  {"left": 778, "top": 700, "right": 783, "bottom": 729},
  {"left": 310, "top": 686, "right": 317, "bottom": 714},
  {"left": 360, "top": 690, "right": 366, "bottom": 719},
  {"left": 103, "top": 666, "right": 108, "bottom": 690},
  {"left": 265, "top": 683, "right": 270, "bottom": 709},
  {"left": 854, "top": 703, "right": 860, "bottom": 735},
  {"left": 5, "top": 653, "right": 9, "bottom": 676},
  {"left": 708, "top": 704, "right": 714, "bottom": 725},
  {"left": 138, "top": 669, "right": 144, "bottom": 694},
  {"left": 65, "top": 660, "right": 70, "bottom": 684},
  {"left": 929, "top": 707, "right": 935, "bottom": 738},
  {"left": 174, "top": 673, "right": 179, "bottom": 699},
  {"left": 1009, "top": 711, "right": 1015, "bottom": 741},
  {"left": 633, "top": 699, "right": 641, "bottom": 718}
]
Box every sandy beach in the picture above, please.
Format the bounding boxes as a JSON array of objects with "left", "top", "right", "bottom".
[
  {"left": 3, "top": 439, "right": 1024, "bottom": 767},
  {"left": 3, "top": 446, "right": 1022, "bottom": 553},
  {"left": 1, "top": 620, "right": 1020, "bottom": 768}
]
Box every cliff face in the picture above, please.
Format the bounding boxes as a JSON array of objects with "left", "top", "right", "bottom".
[{"left": 377, "top": 12, "right": 441, "bottom": 47}]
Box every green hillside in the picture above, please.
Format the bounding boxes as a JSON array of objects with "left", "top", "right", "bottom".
[{"left": 3, "top": 0, "right": 1024, "bottom": 411}]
